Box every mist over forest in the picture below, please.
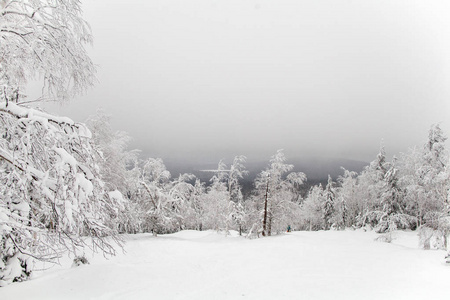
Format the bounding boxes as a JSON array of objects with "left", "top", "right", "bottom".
[
  {"left": 1, "top": 0, "right": 450, "bottom": 298},
  {"left": 164, "top": 156, "right": 368, "bottom": 196}
]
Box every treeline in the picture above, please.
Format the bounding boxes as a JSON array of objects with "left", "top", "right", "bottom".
[
  {"left": 1, "top": 107, "right": 449, "bottom": 285},
  {"left": 89, "top": 111, "right": 449, "bottom": 247}
]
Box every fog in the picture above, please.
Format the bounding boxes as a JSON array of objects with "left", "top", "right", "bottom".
[{"left": 39, "top": 0, "right": 450, "bottom": 165}]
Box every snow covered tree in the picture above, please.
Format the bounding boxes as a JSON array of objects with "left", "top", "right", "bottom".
[
  {"left": 397, "top": 147, "right": 424, "bottom": 228},
  {"left": 396, "top": 125, "right": 449, "bottom": 248},
  {"left": 242, "top": 194, "right": 265, "bottom": 238},
  {"left": 357, "top": 145, "right": 390, "bottom": 228},
  {"left": 186, "top": 179, "right": 206, "bottom": 231},
  {"left": 199, "top": 157, "right": 248, "bottom": 234},
  {"left": 420, "top": 125, "right": 448, "bottom": 216},
  {"left": 336, "top": 168, "right": 359, "bottom": 228},
  {"left": 375, "top": 157, "right": 416, "bottom": 242},
  {"left": 0, "top": 1, "right": 129, "bottom": 286},
  {"left": 322, "top": 175, "right": 335, "bottom": 230},
  {"left": 168, "top": 173, "right": 197, "bottom": 230},
  {"left": 231, "top": 200, "right": 246, "bottom": 236},
  {"left": 0, "top": 103, "right": 121, "bottom": 286},
  {"left": 256, "top": 150, "right": 306, "bottom": 236},
  {"left": 416, "top": 125, "right": 449, "bottom": 249},
  {"left": 138, "top": 158, "right": 176, "bottom": 236},
  {"left": 126, "top": 157, "right": 204, "bottom": 235},
  {"left": 357, "top": 146, "right": 416, "bottom": 238},
  {"left": 227, "top": 155, "right": 248, "bottom": 203},
  {"left": 85, "top": 110, "right": 141, "bottom": 233},
  {"left": 202, "top": 160, "right": 232, "bottom": 232},
  {"left": 86, "top": 110, "right": 138, "bottom": 192},
  {"left": 112, "top": 157, "right": 146, "bottom": 234},
  {"left": 300, "top": 184, "right": 324, "bottom": 231},
  {"left": 0, "top": 0, "right": 95, "bottom": 103}
]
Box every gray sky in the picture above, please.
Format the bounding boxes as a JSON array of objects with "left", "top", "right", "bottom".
[{"left": 39, "top": 0, "right": 450, "bottom": 163}]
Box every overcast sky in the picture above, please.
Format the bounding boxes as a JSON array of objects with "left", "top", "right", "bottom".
[{"left": 39, "top": 0, "right": 450, "bottom": 164}]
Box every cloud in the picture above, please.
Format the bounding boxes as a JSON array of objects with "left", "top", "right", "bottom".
[{"left": 38, "top": 0, "right": 450, "bottom": 163}]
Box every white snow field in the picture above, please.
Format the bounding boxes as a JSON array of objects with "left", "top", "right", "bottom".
[{"left": 1, "top": 230, "right": 448, "bottom": 300}]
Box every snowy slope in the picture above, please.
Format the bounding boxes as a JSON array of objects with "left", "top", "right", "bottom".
[{"left": 0, "top": 230, "right": 448, "bottom": 300}]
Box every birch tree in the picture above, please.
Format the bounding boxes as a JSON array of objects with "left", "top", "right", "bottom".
[
  {"left": 0, "top": 0, "right": 95, "bottom": 103},
  {"left": 0, "top": 103, "right": 121, "bottom": 286},
  {"left": 256, "top": 150, "right": 306, "bottom": 236}
]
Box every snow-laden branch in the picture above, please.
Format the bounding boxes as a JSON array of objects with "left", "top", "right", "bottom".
[
  {"left": 0, "top": 102, "right": 122, "bottom": 285},
  {"left": 0, "top": 0, "right": 95, "bottom": 102}
]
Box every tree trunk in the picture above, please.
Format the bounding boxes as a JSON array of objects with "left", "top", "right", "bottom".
[
  {"left": 444, "top": 231, "right": 448, "bottom": 251},
  {"left": 262, "top": 175, "right": 270, "bottom": 236},
  {"left": 268, "top": 214, "right": 272, "bottom": 236}
]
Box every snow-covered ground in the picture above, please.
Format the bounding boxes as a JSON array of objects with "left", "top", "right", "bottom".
[{"left": 1, "top": 230, "right": 448, "bottom": 300}]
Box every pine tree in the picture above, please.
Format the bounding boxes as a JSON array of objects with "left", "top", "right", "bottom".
[
  {"left": 358, "top": 145, "right": 390, "bottom": 228},
  {"left": 415, "top": 125, "right": 449, "bottom": 249},
  {"left": 377, "top": 157, "right": 415, "bottom": 237}
]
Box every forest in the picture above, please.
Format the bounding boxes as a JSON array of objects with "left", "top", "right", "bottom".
[
  {"left": 1, "top": 102, "right": 449, "bottom": 286},
  {"left": 1, "top": 0, "right": 449, "bottom": 288}
]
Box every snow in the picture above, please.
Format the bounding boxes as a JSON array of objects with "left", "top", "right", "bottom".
[
  {"left": 10, "top": 201, "right": 30, "bottom": 216},
  {"left": 53, "top": 147, "right": 78, "bottom": 173},
  {"left": 76, "top": 173, "right": 94, "bottom": 197},
  {"left": 0, "top": 230, "right": 448, "bottom": 299},
  {"left": 0, "top": 102, "right": 75, "bottom": 126},
  {"left": 77, "top": 124, "right": 92, "bottom": 139},
  {"left": 108, "top": 190, "right": 124, "bottom": 203},
  {"left": 1, "top": 254, "right": 23, "bottom": 287},
  {"left": 108, "top": 190, "right": 126, "bottom": 211}
]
